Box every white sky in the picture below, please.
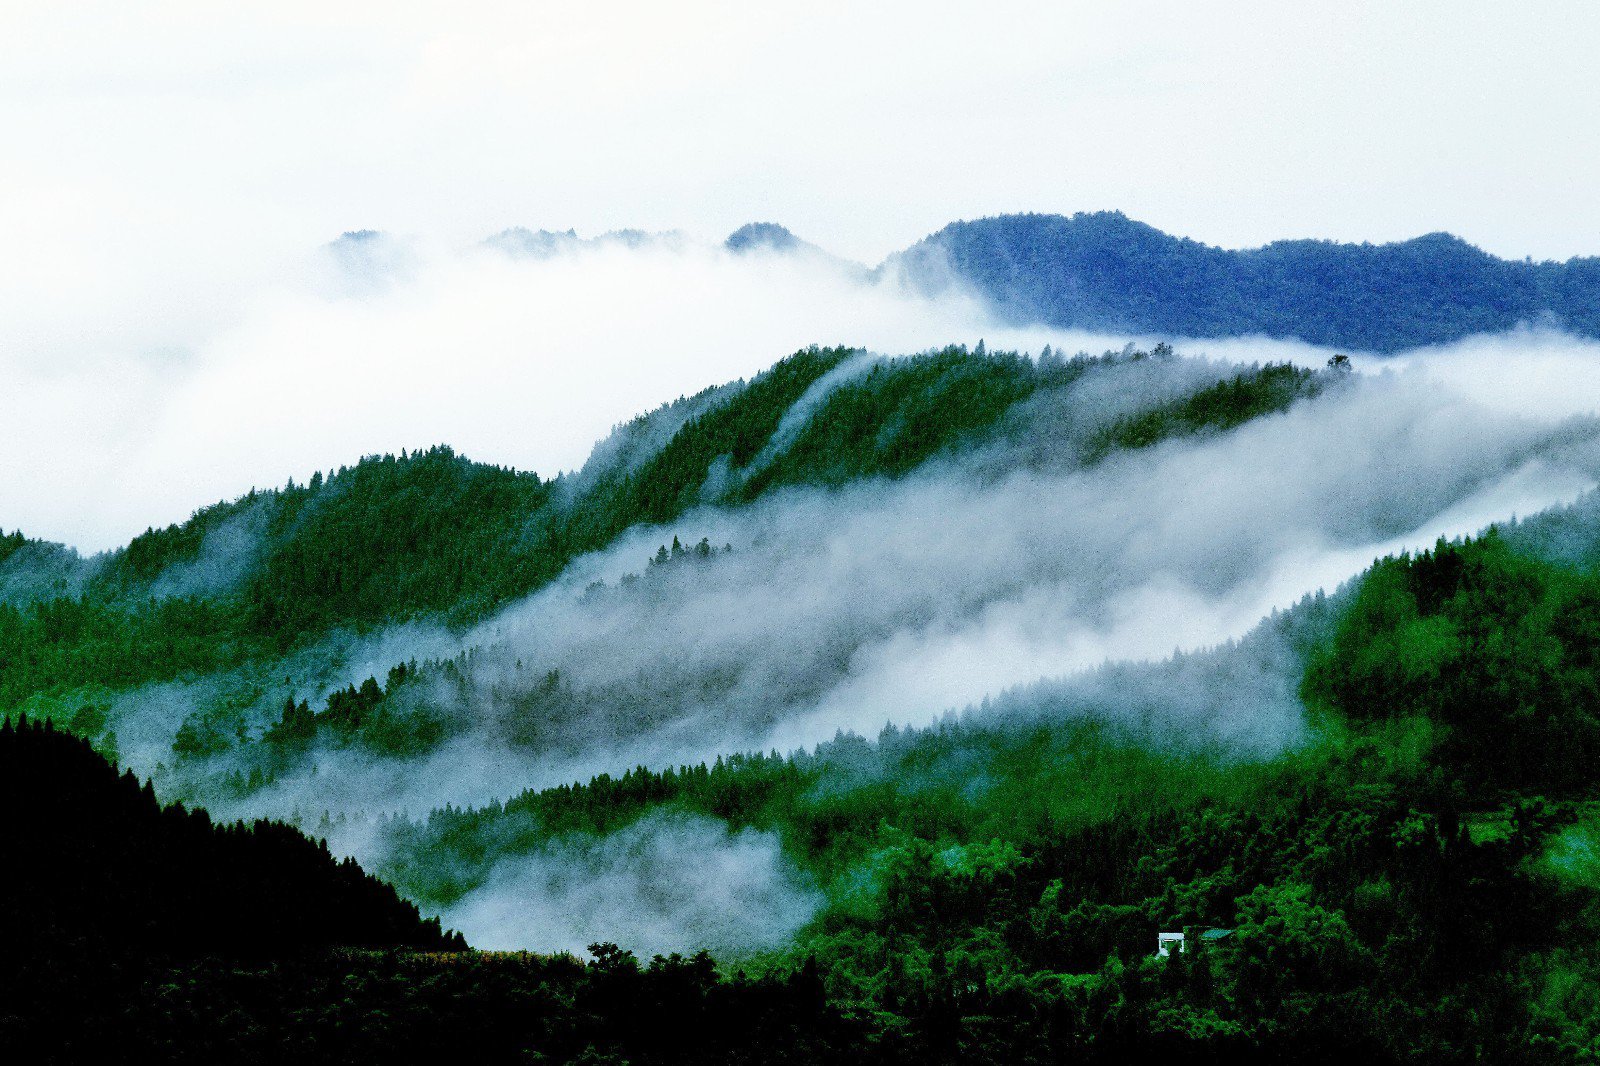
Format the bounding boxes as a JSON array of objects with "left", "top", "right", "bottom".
[
  {"left": 5, "top": 1, "right": 1598, "bottom": 267},
  {"left": 4, "top": 0, "right": 1600, "bottom": 550}
]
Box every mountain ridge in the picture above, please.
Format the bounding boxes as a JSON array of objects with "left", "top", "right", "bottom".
[
  {"left": 323, "top": 213, "right": 1600, "bottom": 354},
  {"left": 883, "top": 210, "right": 1600, "bottom": 352}
]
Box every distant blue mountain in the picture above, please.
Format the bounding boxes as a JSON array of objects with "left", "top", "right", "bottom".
[
  {"left": 889, "top": 211, "right": 1600, "bottom": 353},
  {"left": 725, "top": 222, "right": 804, "bottom": 253},
  {"left": 484, "top": 227, "right": 679, "bottom": 257},
  {"left": 725, "top": 222, "right": 873, "bottom": 281}
]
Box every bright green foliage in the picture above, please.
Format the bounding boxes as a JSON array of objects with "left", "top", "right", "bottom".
[
  {"left": 561, "top": 345, "right": 855, "bottom": 531},
  {"left": 259, "top": 661, "right": 446, "bottom": 759},
  {"left": 10, "top": 347, "right": 1600, "bottom": 1058},
  {"left": 371, "top": 720, "right": 1257, "bottom": 909},
  {"left": 364, "top": 704, "right": 1586, "bottom": 1059},
  {"left": 98, "top": 496, "right": 265, "bottom": 589},
  {"left": 337, "top": 520, "right": 1600, "bottom": 1061}
]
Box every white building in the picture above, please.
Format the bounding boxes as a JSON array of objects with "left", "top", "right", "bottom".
[{"left": 1156, "top": 928, "right": 1234, "bottom": 956}]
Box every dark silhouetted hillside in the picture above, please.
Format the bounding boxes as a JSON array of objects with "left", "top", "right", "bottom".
[{"left": 0, "top": 715, "right": 462, "bottom": 961}]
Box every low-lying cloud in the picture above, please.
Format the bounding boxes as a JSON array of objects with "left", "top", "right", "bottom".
[{"left": 440, "top": 811, "right": 820, "bottom": 959}]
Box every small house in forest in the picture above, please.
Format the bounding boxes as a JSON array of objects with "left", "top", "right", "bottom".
[{"left": 1156, "top": 928, "right": 1234, "bottom": 956}]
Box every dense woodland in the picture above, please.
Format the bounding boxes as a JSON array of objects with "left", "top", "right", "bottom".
[
  {"left": 897, "top": 212, "right": 1600, "bottom": 352},
  {"left": 358, "top": 527, "right": 1600, "bottom": 1060},
  {"left": 9, "top": 344, "right": 1600, "bottom": 1061},
  {"left": 14, "top": 528, "right": 1600, "bottom": 1061}
]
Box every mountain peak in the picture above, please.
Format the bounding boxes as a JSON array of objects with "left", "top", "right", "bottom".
[{"left": 725, "top": 222, "right": 802, "bottom": 253}]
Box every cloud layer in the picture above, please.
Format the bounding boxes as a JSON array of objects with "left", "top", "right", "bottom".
[{"left": 441, "top": 811, "right": 820, "bottom": 958}]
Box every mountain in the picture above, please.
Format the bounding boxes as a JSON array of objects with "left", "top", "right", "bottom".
[
  {"left": 483, "top": 226, "right": 685, "bottom": 258},
  {"left": 0, "top": 720, "right": 872, "bottom": 1064},
  {"left": 2, "top": 715, "right": 469, "bottom": 1055},
  {"left": 325, "top": 215, "right": 1600, "bottom": 355},
  {"left": 887, "top": 211, "right": 1600, "bottom": 352},
  {"left": 725, "top": 222, "right": 806, "bottom": 254},
  {"left": 725, "top": 222, "right": 874, "bottom": 281}
]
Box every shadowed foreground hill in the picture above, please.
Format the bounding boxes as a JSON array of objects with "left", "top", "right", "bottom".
[
  {"left": 0, "top": 716, "right": 463, "bottom": 961},
  {"left": 892, "top": 211, "right": 1600, "bottom": 352}
]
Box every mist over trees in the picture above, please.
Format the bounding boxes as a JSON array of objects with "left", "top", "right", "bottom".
[
  {"left": 0, "top": 343, "right": 1330, "bottom": 720},
  {"left": 12, "top": 339, "right": 1600, "bottom": 1061}
]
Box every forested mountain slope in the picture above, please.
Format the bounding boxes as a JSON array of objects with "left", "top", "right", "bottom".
[
  {"left": 889, "top": 212, "right": 1600, "bottom": 352},
  {"left": 19, "top": 490, "right": 1600, "bottom": 1062},
  {"left": 0, "top": 343, "right": 1326, "bottom": 723},
  {"left": 358, "top": 509, "right": 1600, "bottom": 1060}
]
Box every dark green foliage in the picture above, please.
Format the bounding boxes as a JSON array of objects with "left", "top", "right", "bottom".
[
  {"left": 1501, "top": 484, "right": 1600, "bottom": 570},
  {"left": 363, "top": 709, "right": 1592, "bottom": 1060},
  {"left": 0, "top": 723, "right": 873, "bottom": 1064},
  {"left": 904, "top": 211, "right": 1600, "bottom": 352},
  {"left": 98, "top": 495, "right": 263, "bottom": 589},
  {"left": 375, "top": 719, "right": 1260, "bottom": 907},
  {"left": 93, "top": 444, "right": 553, "bottom": 626},
  {"left": 18, "top": 342, "right": 1600, "bottom": 1059},
  {"left": 257, "top": 661, "right": 447, "bottom": 758},
  {"left": 0, "top": 594, "right": 238, "bottom": 705},
  {"left": 1302, "top": 532, "right": 1600, "bottom": 790},
  {"left": 1086, "top": 362, "right": 1320, "bottom": 459},
  {"left": 0, "top": 350, "right": 851, "bottom": 702},
  {"left": 0, "top": 527, "right": 30, "bottom": 567},
  {"left": 558, "top": 345, "right": 854, "bottom": 535},
  {"left": 348, "top": 523, "right": 1600, "bottom": 1061},
  {"left": 1, "top": 715, "right": 470, "bottom": 1058},
  {"left": 12, "top": 741, "right": 1590, "bottom": 1063},
  {"left": 239, "top": 446, "right": 553, "bottom": 636},
  {"left": 12, "top": 948, "right": 878, "bottom": 1066}
]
